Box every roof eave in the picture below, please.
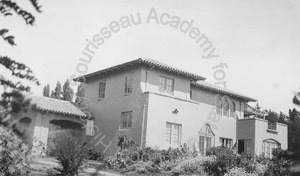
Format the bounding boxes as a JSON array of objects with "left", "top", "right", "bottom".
[
  {"left": 191, "top": 82, "right": 256, "bottom": 102},
  {"left": 73, "top": 58, "right": 206, "bottom": 82},
  {"left": 35, "top": 107, "right": 86, "bottom": 118}
]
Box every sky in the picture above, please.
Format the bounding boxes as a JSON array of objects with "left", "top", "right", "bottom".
[{"left": 1, "top": 0, "right": 300, "bottom": 114}]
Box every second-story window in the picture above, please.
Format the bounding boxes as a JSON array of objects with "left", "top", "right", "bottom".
[
  {"left": 159, "top": 76, "right": 174, "bottom": 93},
  {"left": 98, "top": 80, "right": 106, "bottom": 99},
  {"left": 125, "top": 73, "right": 133, "bottom": 94},
  {"left": 230, "top": 101, "right": 236, "bottom": 118}
]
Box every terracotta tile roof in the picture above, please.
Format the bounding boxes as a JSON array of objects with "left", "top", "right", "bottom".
[
  {"left": 244, "top": 103, "right": 267, "bottom": 116},
  {"left": 74, "top": 58, "right": 206, "bottom": 82},
  {"left": 191, "top": 81, "right": 256, "bottom": 102},
  {"left": 28, "top": 96, "right": 86, "bottom": 117}
]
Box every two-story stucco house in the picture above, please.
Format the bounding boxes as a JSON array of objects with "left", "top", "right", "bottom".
[{"left": 75, "top": 58, "right": 287, "bottom": 158}]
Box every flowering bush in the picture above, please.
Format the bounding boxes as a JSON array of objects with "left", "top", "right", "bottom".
[
  {"left": 172, "top": 155, "right": 215, "bottom": 174},
  {"left": 224, "top": 167, "right": 257, "bottom": 176},
  {"left": 0, "top": 127, "right": 31, "bottom": 176}
]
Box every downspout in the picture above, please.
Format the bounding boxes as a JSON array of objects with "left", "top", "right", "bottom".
[{"left": 141, "top": 104, "right": 146, "bottom": 148}]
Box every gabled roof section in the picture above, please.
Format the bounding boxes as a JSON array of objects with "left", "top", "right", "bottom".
[
  {"left": 28, "top": 96, "right": 86, "bottom": 117},
  {"left": 191, "top": 81, "right": 256, "bottom": 102},
  {"left": 74, "top": 58, "right": 206, "bottom": 82}
]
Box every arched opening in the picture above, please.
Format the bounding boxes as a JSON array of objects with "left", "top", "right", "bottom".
[
  {"left": 198, "top": 124, "right": 215, "bottom": 155},
  {"left": 223, "top": 99, "right": 229, "bottom": 116},
  {"left": 230, "top": 101, "right": 236, "bottom": 118},
  {"left": 47, "top": 120, "right": 84, "bottom": 156},
  {"left": 262, "top": 138, "right": 281, "bottom": 158},
  {"left": 18, "top": 117, "right": 32, "bottom": 145}
]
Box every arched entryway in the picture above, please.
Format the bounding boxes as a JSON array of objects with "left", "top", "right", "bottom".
[
  {"left": 262, "top": 138, "right": 281, "bottom": 158},
  {"left": 198, "top": 124, "right": 215, "bottom": 155},
  {"left": 47, "top": 120, "right": 83, "bottom": 155}
]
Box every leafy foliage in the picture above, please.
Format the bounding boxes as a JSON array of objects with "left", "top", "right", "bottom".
[
  {"left": 205, "top": 146, "right": 239, "bottom": 175},
  {"left": 52, "top": 135, "right": 89, "bottom": 176},
  {"left": 0, "top": 127, "right": 31, "bottom": 176},
  {"left": 1, "top": 0, "right": 41, "bottom": 132}
]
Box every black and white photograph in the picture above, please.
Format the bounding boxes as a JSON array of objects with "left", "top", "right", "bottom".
[{"left": 1, "top": 0, "right": 300, "bottom": 175}]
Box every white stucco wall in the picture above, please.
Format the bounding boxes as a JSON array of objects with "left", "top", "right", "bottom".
[{"left": 237, "top": 118, "right": 288, "bottom": 157}]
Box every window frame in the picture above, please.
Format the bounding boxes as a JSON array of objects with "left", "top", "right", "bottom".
[
  {"left": 124, "top": 72, "right": 134, "bottom": 95},
  {"left": 263, "top": 140, "right": 279, "bottom": 158},
  {"left": 98, "top": 80, "right": 106, "bottom": 100},
  {"left": 220, "top": 137, "right": 233, "bottom": 148},
  {"left": 159, "top": 76, "right": 175, "bottom": 94},
  {"left": 165, "top": 122, "right": 182, "bottom": 147},
  {"left": 120, "top": 111, "right": 133, "bottom": 130}
]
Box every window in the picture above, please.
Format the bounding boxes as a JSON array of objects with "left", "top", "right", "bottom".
[
  {"left": 165, "top": 122, "right": 182, "bottom": 146},
  {"left": 125, "top": 73, "right": 133, "bottom": 94},
  {"left": 268, "top": 121, "right": 277, "bottom": 131},
  {"left": 230, "top": 101, "right": 236, "bottom": 118},
  {"left": 206, "top": 136, "right": 212, "bottom": 149},
  {"left": 85, "top": 119, "right": 94, "bottom": 136},
  {"left": 263, "top": 139, "right": 279, "bottom": 158},
  {"left": 199, "top": 136, "right": 205, "bottom": 153},
  {"left": 216, "top": 96, "right": 222, "bottom": 115},
  {"left": 223, "top": 99, "right": 229, "bottom": 116},
  {"left": 159, "top": 76, "right": 174, "bottom": 93},
  {"left": 220, "top": 137, "right": 233, "bottom": 148},
  {"left": 98, "top": 81, "right": 106, "bottom": 99},
  {"left": 199, "top": 124, "right": 214, "bottom": 155},
  {"left": 120, "top": 111, "right": 133, "bottom": 129}
]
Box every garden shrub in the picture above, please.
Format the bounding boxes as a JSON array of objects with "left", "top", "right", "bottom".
[
  {"left": 205, "top": 146, "right": 239, "bottom": 175},
  {"left": 0, "top": 127, "right": 31, "bottom": 176},
  {"left": 224, "top": 167, "right": 256, "bottom": 176},
  {"left": 263, "top": 148, "right": 294, "bottom": 176},
  {"left": 104, "top": 149, "right": 135, "bottom": 173},
  {"left": 87, "top": 148, "right": 104, "bottom": 161},
  {"left": 52, "top": 135, "right": 89, "bottom": 176},
  {"left": 104, "top": 135, "right": 201, "bottom": 174},
  {"left": 172, "top": 155, "right": 215, "bottom": 175}
]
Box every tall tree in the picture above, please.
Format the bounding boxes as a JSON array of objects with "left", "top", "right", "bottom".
[
  {"left": 50, "top": 90, "right": 55, "bottom": 98},
  {"left": 0, "top": 0, "right": 41, "bottom": 132},
  {"left": 62, "top": 79, "right": 74, "bottom": 102},
  {"left": 290, "top": 93, "right": 300, "bottom": 151},
  {"left": 43, "top": 84, "right": 50, "bottom": 97},
  {"left": 54, "top": 81, "right": 62, "bottom": 100},
  {"left": 75, "top": 83, "right": 85, "bottom": 104},
  {"left": 265, "top": 109, "right": 279, "bottom": 123}
]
